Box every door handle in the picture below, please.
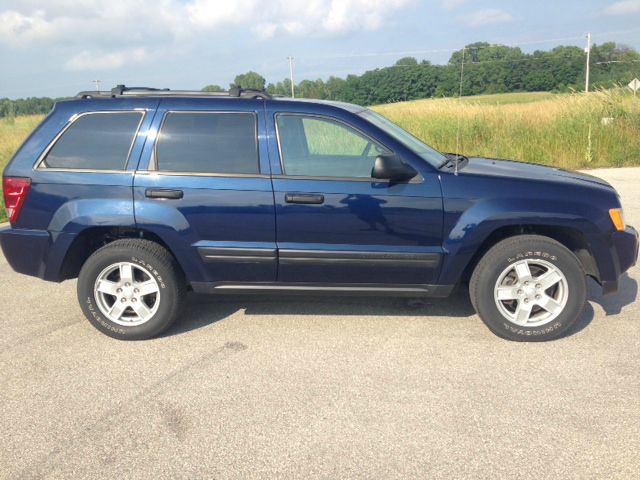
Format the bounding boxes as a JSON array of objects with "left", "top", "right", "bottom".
[
  {"left": 285, "top": 193, "right": 325, "bottom": 205},
  {"left": 145, "top": 188, "right": 184, "bottom": 200}
]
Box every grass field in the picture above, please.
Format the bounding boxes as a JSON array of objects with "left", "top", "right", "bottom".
[
  {"left": 1, "top": 91, "right": 639, "bottom": 222},
  {"left": 373, "top": 90, "right": 640, "bottom": 170}
]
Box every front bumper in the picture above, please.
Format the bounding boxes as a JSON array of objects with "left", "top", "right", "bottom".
[{"left": 601, "top": 225, "right": 638, "bottom": 295}]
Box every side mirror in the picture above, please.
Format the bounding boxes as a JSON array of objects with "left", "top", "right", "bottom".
[{"left": 371, "top": 155, "right": 418, "bottom": 182}]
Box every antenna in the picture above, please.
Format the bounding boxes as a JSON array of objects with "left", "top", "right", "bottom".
[{"left": 454, "top": 47, "right": 466, "bottom": 176}]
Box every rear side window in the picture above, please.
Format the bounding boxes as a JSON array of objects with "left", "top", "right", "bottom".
[
  {"left": 43, "top": 112, "right": 143, "bottom": 170},
  {"left": 155, "top": 112, "right": 259, "bottom": 174}
]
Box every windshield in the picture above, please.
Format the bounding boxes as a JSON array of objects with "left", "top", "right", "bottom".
[{"left": 359, "top": 109, "right": 447, "bottom": 168}]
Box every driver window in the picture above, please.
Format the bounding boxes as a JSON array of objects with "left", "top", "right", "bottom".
[{"left": 277, "top": 114, "right": 388, "bottom": 178}]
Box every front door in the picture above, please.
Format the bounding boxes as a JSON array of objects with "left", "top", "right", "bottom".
[{"left": 268, "top": 110, "right": 443, "bottom": 285}]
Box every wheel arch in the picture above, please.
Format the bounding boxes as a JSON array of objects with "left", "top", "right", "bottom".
[
  {"left": 58, "top": 227, "right": 186, "bottom": 282},
  {"left": 459, "top": 224, "right": 599, "bottom": 285}
]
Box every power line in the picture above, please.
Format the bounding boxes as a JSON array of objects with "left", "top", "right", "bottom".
[
  {"left": 596, "top": 60, "right": 640, "bottom": 65},
  {"left": 298, "top": 28, "right": 640, "bottom": 64},
  {"left": 385, "top": 52, "right": 588, "bottom": 68}
]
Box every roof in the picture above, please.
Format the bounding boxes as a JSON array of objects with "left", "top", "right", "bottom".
[
  {"left": 272, "top": 97, "right": 367, "bottom": 113},
  {"left": 76, "top": 84, "right": 271, "bottom": 100},
  {"left": 73, "top": 84, "right": 367, "bottom": 114}
]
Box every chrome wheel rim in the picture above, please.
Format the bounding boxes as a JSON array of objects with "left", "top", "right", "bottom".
[
  {"left": 494, "top": 259, "right": 569, "bottom": 327},
  {"left": 93, "top": 262, "right": 161, "bottom": 326}
]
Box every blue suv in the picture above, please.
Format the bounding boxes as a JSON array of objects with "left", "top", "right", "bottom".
[{"left": 1, "top": 85, "right": 637, "bottom": 341}]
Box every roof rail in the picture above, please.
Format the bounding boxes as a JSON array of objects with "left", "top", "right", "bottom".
[{"left": 75, "top": 84, "right": 272, "bottom": 100}]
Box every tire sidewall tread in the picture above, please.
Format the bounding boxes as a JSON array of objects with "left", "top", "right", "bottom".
[
  {"left": 77, "top": 239, "right": 185, "bottom": 340},
  {"left": 470, "top": 235, "right": 587, "bottom": 342}
]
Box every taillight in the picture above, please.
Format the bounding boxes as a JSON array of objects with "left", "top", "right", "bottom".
[{"left": 2, "top": 177, "right": 31, "bottom": 223}]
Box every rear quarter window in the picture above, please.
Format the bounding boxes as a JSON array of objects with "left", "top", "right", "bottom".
[
  {"left": 154, "top": 112, "right": 259, "bottom": 174},
  {"left": 42, "top": 112, "right": 143, "bottom": 170}
]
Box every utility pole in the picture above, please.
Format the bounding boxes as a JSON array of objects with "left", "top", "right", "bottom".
[
  {"left": 287, "top": 56, "right": 295, "bottom": 98},
  {"left": 585, "top": 32, "right": 592, "bottom": 93},
  {"left": 93, "top": 79, "right": 102, "bottom": 92}
]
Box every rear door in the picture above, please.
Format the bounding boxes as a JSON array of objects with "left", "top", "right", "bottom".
[{"left": 133, "top": 98, "right": 276, "bottom": 285}]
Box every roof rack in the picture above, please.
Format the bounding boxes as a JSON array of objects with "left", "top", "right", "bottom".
[{"left": 75, "top": 84, "right": 272, "bottom": 100}]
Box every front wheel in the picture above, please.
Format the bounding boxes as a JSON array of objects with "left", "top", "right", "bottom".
[
  {"left": 77, "top": 239, "right": 185, "bottom": 340},
  {"left": 470, "top": 235, "right": 587, "bottom": 341}
]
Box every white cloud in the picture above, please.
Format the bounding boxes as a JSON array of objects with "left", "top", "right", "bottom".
[
  {"left": 252, "top": 23, "right": 279, "bottom": 41},
  {"left": 441, "top": 0, "right": 469, "bottom": 10},
  {"left": 64, "top": 47, "right": 153, "bottom": 71},
  {"left": 186, "top": 0, "right": 257, "bottom": 29},
  {"left": 0, "top": 0, "right": 417, "bottom": 71},
  {"left": 188, "top": 0, "right": 416, "bottom": 36},
  {"left": 605, "top": 0, "right": 640, "bottom": 15},
  {"left": 462, "top": 8, "right": 514, "bottom": 27},
  {"left": 0, "top": 9, "right": 54, "bottom": 45}
]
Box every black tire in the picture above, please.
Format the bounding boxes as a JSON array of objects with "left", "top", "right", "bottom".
[
  {"left": 469, "top": 235, "right": 587, "bottom": 341},
  {"left": 77, "top": 239, "right": 185, "bottom": 340}
]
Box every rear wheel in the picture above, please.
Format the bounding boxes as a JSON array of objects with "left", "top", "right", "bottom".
[
  {"left": 77, "top": 239, "right": 185, "bottom": 340},
  {"left": 470, "top": 235, "right": 587, "bottom": 341}
]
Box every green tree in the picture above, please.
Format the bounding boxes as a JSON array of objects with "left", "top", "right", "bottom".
[
  {"left": 297, "top": 79, "right": 326, "bottom": 99},
  {"left": 324, "top": 76, "right": 347, "bottom": 100},
  {"left": 394, "top": 57, "right": 419, "bottom": 66},
  {"left": 201, "top": 84, "right": 224, "bottom": 92},
  {"left": 231, "top": 71, "right": 266, "bottom": 91}
]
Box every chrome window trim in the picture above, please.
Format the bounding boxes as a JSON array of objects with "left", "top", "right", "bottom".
[
  {"left": 33, "top": 168, "right": 135, "bottom": 175},
  {"left": 135, "top": 170, "right": 270, "bottom": 179},
  {"left": 270, "top": 174, "right": 423, "bottom": 184},
  {"left": 34, "top": 110, "right": 146, "bottom": 172},
  {"left": 273, "top": 112, "right": 424, "bottom": 183},
  {"left": 151, "top": 110, "right": 260, "bottom": 175}
]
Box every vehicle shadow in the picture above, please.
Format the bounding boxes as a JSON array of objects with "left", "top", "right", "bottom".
[
  {"left": 164, "top": 287, "right": 477, "bottom": 337},
  {"left": 587, "top": 273, "right": 638, "bottom": 316},
  {"left": 164, "top": 274, "right": 638, "bottom": 339},
  {"left": 561, "top": 273, "right": 638, "bottom": 338}
]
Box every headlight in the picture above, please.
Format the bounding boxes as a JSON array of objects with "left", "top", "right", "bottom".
[{"left": 609, "top": 208, "right": 625, "bottom": 232}]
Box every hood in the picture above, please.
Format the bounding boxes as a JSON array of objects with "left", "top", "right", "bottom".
[{"left": 460, "top": 157, "right": 613, "bottom": 188}]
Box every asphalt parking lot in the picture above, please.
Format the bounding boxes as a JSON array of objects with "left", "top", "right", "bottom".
[{"left": 1, "top": 168, "right": 638, "bottom": 479}]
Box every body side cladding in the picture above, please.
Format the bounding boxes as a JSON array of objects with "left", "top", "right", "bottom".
[{"left": 190, "top": 281, "right": 455, "bottom": 297}]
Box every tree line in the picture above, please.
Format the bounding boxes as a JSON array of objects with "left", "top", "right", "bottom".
[
  {"left": 2, "top": 41, "right": 639, "bottom": 118},
  {"left": 209, "top": 41, "right": 640, "bottom": 105},
  {"left": 0, "top": 97, "right": 58, "bottom": 119}
]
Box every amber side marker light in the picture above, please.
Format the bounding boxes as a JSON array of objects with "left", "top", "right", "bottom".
[{"left": 609, "top": 208, "right": 625, "bottom": 232}]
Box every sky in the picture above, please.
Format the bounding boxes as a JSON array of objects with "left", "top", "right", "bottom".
[{"left": 1, "top": 0, "right": 639, "bottom": 99}]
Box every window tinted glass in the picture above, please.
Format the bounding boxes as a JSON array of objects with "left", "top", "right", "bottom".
[
  {"left": 156, "top": 112, "right": 258, "bottom": 174},
  {"left": 44, "top": 112, "right": 142, "bottom": 170},
  {"left": 277, "top": 115, "right": 387, "bottom": 178}
]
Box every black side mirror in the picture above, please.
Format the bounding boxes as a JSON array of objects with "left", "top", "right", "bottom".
[{"left": 371, "top": 155, "right": 418, "bottom": 182}]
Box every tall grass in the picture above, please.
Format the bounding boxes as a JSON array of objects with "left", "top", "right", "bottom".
[{"left": 373, "top": 90, "right": 640, "bottom": 170}]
